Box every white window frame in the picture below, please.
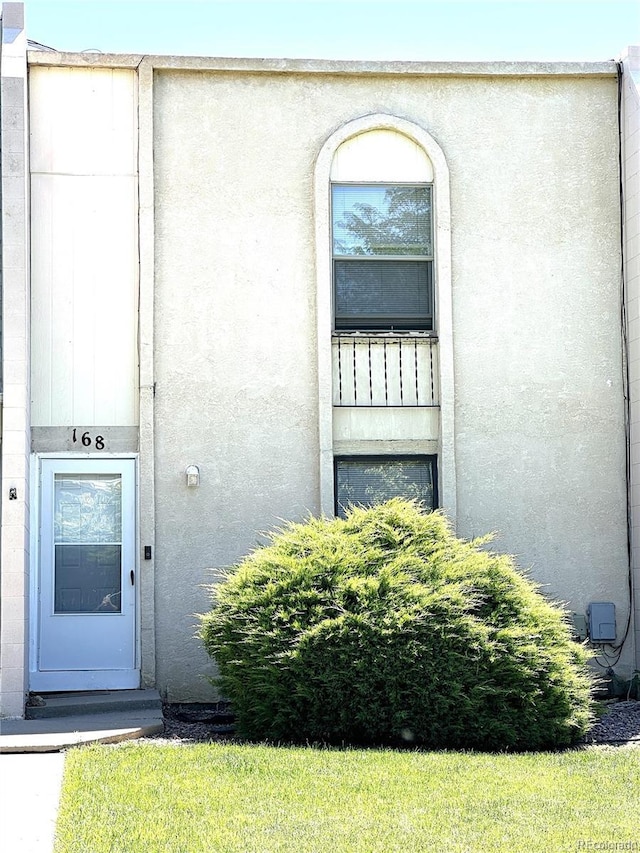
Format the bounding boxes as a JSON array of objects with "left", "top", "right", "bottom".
[
  {"left": 331, "top": 182, "right": 435, "bottom": 332},
  {"left": 334, "top": 454, "right": 438, "bottom": 518}
]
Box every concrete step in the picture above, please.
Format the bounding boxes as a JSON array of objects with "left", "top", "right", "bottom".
[
  {"left": 0, "top": 708, "right": 164, "bottom": 753},
  {"left": 25, "top": 689, "right": 162, "bottom": 720}
]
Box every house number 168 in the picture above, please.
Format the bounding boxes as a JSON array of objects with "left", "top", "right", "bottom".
[{"left": 72, "top": 429, "right": 105, "bottom": 450}]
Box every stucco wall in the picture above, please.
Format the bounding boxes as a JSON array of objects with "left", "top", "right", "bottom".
[
  {"left": 451, "top": 83, "right": 625, "bottom": 607},
  {"left": 153, "top": 71, "right": 324, "bottom": 698},
  {"left": 150, "top": 68, "right": 630, "bottom": 699}
]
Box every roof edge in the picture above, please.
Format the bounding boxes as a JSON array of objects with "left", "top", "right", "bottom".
[{"left": 26, "top": 51, "right": 617, "bottom": 77}]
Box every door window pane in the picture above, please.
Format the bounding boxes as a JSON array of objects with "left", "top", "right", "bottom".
[
  {"left": 54, "top": 474, "right": 122, "bottom": 544},
  {"left": 53, "top": 475, "right": 122, "bottom": 613},
  {"left": 54, "top": 545, "right": 122, "bottom": 613}
]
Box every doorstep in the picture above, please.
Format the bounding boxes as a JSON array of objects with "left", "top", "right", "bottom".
[{"left": 0, "top": 690, "right": 164, "bottom": 752}]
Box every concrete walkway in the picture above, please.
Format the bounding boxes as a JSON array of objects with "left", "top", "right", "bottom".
[
  {"left": 0, "top": 752, "right": 66, "bottom": 853},
  {"left": 0, "top": 693, "right": 164, "bottom": 851}
]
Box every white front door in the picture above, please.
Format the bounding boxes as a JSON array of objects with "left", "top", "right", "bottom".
[{"left": 31, "top": 458, "right": 139, "bottom": 691}]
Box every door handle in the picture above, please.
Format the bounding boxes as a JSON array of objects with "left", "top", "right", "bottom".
[{"left": 130, "top": 570, "right": 135, "bottom": 586}]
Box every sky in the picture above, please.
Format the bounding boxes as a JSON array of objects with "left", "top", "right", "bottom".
[{"left": 21, "top": 0, "right": 639, "bottom": 63}]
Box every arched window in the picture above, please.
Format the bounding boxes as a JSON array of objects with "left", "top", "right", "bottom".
[
  {"left": 315, "top": 115, "right": 456, "bottom": 524},
  {"left": 330, "top": 129, "right": 434, "bottom": 331}
]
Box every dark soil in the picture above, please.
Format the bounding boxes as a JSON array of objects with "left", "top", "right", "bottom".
[{"left": 141, "top": 699, "right": 640, "bottom": 748}]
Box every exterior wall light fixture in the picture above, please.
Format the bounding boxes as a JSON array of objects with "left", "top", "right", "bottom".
[{"left": 185, "top": 465, "right": 200, "bottom": 487}]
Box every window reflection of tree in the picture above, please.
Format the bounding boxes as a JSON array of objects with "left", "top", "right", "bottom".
[
  {"left": 333, "top": 186, "right": 432, "bottom": 326},
  {"left": 53, "top": 476, "right": 123, "bottom": 614},
  {"left": 333, "top": 186, "right": 432, "bottom": 256},
  {"left": 54, "top": 476, "right": 122, "bottom": 544}
]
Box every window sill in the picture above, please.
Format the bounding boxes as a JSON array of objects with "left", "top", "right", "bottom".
[{"left": 332, "top": 330, "right": 438, "bottom": 340}]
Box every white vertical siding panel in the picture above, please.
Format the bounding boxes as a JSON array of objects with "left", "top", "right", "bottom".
[
  {"left": 48, "top": 179, "right": 75, "bottom": 425},
  {"left": 109, "top": 70, "right": 139, "bottom": 172},
  {"left": 91, "top": 178, "right": 139, "bottom": 425},
  {"left": 29, "top": 67, "right": 137, "bottom": 176},
  {"left": 71, "top": 182, "right": 98, "bottom": 423},
  {"left": 29, "top": 67, "right": 138, "bottom": 427},
  {"left": 30, "top": 174, "right": 54, "bottom": 425}
]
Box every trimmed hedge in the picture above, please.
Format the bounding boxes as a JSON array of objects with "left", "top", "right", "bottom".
[{"left": 200, "top": 500, "right": 594, "bottom": 750}]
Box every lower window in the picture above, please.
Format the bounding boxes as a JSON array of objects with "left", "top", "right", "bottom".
[{"left": 334, "top": 455, "right": 438, "bottom": 518}]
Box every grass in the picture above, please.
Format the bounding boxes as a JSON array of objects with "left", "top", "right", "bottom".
[{"left": 54, "top": 742, "right": 640, "bottom": 853}]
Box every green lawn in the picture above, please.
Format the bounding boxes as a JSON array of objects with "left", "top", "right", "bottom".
[{"left": 54, "top": 742, "right": 639, "bottom": 853}]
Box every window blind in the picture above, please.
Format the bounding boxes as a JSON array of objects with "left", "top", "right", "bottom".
[
  {"left": 335, "top": 457, "right": 436, "bottom": 518},
  {"left": 334, "top": 260, "right": 432, "bottom": 329}
]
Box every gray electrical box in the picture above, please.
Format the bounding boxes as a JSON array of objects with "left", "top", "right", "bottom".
[
  {"left": 571, "top": 613, "right": 588, "bottom": 642},
  {"left": 587, "top": 602, "right": 616, "bottom": 642}
]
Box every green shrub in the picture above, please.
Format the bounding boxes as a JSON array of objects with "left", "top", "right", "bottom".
[{"left": 200, "top": 500, "right": 594, "bottom": 750}]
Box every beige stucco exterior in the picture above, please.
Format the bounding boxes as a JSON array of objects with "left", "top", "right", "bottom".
[
  {"left": 149, "top": 67, "right": 630, "bottom": 697},
  {"left": 0, "top": 11, "right": 637, "bottom": 713}
]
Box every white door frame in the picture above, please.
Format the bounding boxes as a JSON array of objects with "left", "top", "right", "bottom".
[{"left": 29, "top": 453, "right": 140, "bottom": 691}]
